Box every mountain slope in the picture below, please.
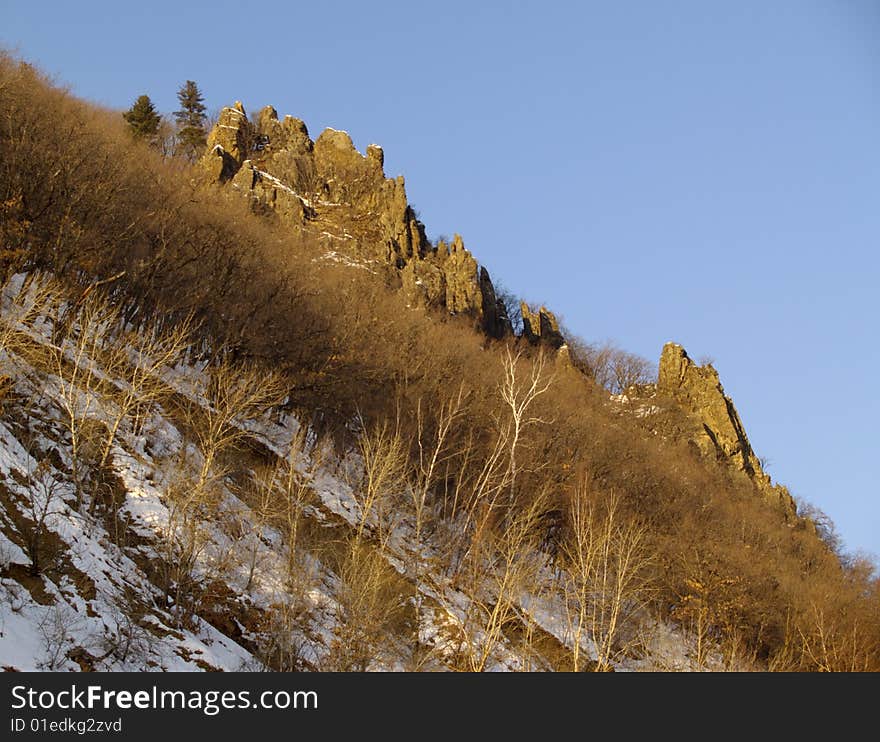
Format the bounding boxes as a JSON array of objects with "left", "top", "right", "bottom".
[{"left": 0, "top": 54, "right": 877, "bottom": 671}]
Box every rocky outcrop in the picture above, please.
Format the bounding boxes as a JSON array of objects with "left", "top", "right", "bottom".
[
  {"left": 311, "top": 128, "right": 427, "bottom": 262},
  {"left": 479, "top": 267, "right": 511, "bottom": 340},
  {"left": 230, "top": 160, "right": 311, "bottom": 225},
  {"left": 436, "top": 235, "right": 481, "bottom": 314},
  {"left": 657, "top": 342, "right": 796, "bottom": 516},
  {"left": 202, "top": 102, "right": 250, "bottom": 181},
  {"left": 399, "top": 235, "right": 510, "bottom": 338},
  {"left": 200, "top": 103, "right": 510, "bottom": 337},
  {"left": 521, "top": 303, "right": 565, "bottom": 349}
]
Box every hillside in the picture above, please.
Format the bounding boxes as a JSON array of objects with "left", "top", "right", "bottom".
[{"left": 0, "top": 54, "right": 877, "bottom": 671}]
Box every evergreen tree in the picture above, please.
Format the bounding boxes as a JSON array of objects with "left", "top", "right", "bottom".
[
  {"left": 173, "top": 80, "right": 208, "bottom": 160},
  {"left": 122, "top": 94, "right": 161, "bottom": 141}
]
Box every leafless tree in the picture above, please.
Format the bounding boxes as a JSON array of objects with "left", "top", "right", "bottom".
[
  {"left": 37, "top": 602, "right": 82, "bottom": 671},
  {"left": 796, "top": 602, "right": 874, "bottom": 672},
  {"left": 95, "top": 314, "right": 194, "bottom": 472},
  {"left": 559, "top": 487, "right": 652, "bottom": 671},
  {"left": 351, "top": 417, "right": 408, "bottom": 542},
  {"left": 185, "top": 358, "right": 287, "bottom": 491},
  {"left": 325, "top": 535, "right": 407, "bottom": 671},
  {"left": 453, "top": 486, "right": 550, "bottom": 672},
  {"left": 45, "top": 290, "right": 119, "bottom": 510},
  {"left": 18, "top": 458, "right": 68, "bottom": 576},
  {"left": 0, "top": 273, "right": 62, "bottom": 360},
  {"left": 569, "top": 339, "right": 653, "bottom": 395},
  {"left": 498, "top": 346, "right": 554, "bottom": 506},
  {"left": 247, "top": 426, "right": 324, "bottom": 589}
]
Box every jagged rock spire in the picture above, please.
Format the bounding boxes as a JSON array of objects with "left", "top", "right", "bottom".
[{"left": 657, "top": 342, "right": 796, "bottom": 516}]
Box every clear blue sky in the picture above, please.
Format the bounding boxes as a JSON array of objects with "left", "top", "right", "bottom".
[{"left": 3, "top": 1, "right": 878, "bottom": 557}]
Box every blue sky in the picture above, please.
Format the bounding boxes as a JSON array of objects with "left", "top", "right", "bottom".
[{"left": 2, "top": 1, "right": 878, "bottom": 556}]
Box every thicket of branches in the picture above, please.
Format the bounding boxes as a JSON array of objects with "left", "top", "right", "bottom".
[{"left": 1, "top": 53, "right": 877, "bottom": 670}]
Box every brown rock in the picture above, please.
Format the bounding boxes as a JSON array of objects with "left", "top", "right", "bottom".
[
  {"left": 230, "top": 159, "right": 258, "bottom": 191},
  {"left": 479, "top": 267, "right": 511, "bottom": 339},
  {"left": 521, "top": 303, "right": 565, "bottom": 349},
  {"left": 230, "top": 160, "right": 308, "bottom": 225},
  {"left": 205, "top": 102, "right": 251, "bottom": 169},
  {"left": 401, "top": 259, "right": 446, "bottom": 308},
  {"left": 366, "top": 144, "right": 385, "bottom": 171},
  {"left": 439, "top": 235, "right": 480, "bottom": 315},
  {"left": 257, "top": 105, "right": 280, "bottom": 137},
  {"left": 203, "top": 103, "right": 506, "bottom": 337},
  {"left": 200, "top": 143, "right": 239, "bottom": 182},
  {"left": 313, "top": 128, "right": 362, "bottom": 180},
  {"left": 657, "top": 342, "right": 796, "bottom": 517}
]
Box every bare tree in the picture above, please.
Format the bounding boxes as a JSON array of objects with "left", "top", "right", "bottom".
[
  {"left": 91, "top": 585, "right": 157, "bottom": 670},
  {"left": 255, "top": 601, "right": 310, "bottom": 672},
  {"left": 18, "top": 458, "right": 68, "bottom": 576},
  {"left": 351, "top": 417, "right": 408, "bottom": 542},
  {"left": 671, "top": 550, "right": 744, "bottom": 670},
  {"left": 403, "top": 389, "right": 467, "bottom": 668},
  {"left": 410, "top": 387, "right": 465, "bottom": 560},
  {"left": 44, "top": 291, "right": 119, "bottom": 510},
  {"left": 497, "top": 346, "right": 553, "bottom": 506},
  {"left": 95, "top": 315, "right": 194, "bottom": 472},
  {"left": 444, "top": 347, "right": 553, "bottom": 581},
  {"left": 185, "top": 358, "right": 287, "bottom": 491},
  {"left": 155, "top": 455, "right": 216, "bottom": 628},
  {"left": 569, "top": 339, "right": 653, "bottom": 395},
  {"left": 797, "top": 500, "right": 844, "bottom": 558},
  {"left": 325, "top": 535, "right": 407, "bottom": 671},
  {"left": 37, "top": 602, "right": 83, "bottom": 670},
  {"left": 796, "top": 602, "right": 874, "bottom": 672},
  {"left": 0, "top": 273, "right": 63, "bottom": 360},
  {"left": 493, "top": 283, "right": 523, "bottom": 336},
  {"left": 559, "top": 487, "right": 652, "bottom": 671},
  {"left": 453, "top": 486, "right": 551, "bottom": 672},
  {"left": 246, "top": 426, "right": 324, "bottom": 590}
]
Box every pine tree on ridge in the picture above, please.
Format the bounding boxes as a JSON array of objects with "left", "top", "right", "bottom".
[{"left": 174, "top": 80, "right": 207, "bottom": 161}]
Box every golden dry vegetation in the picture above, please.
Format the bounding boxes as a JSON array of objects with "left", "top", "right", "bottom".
[{"left": 1, "top": 54, "right": 877, "bottom": 670}]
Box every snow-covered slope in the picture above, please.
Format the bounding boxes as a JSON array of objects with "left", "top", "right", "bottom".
[{"left": 0, "top": 273, "right": 720, "bottom": 672}]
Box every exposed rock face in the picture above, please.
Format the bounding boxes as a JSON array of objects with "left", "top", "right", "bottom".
[
  {"left": 230, "top": 160, "right": 311, "bottom": 225},
  {"left": 657, "top": 342, "right": 796, "bottom": 516},
  {"left": 479, "top": 267, "right": 511, "bottom": 340},
  {"left": 310, "top": 128, "right": 427, "bottom": 263},
  {"left": 437, "top": 235, "right": 480, "bottom": 314},
  {"left": 398, "top": 235, "right": 510, "bottom": 337},
  {"left": 521, "top": 303, "right": 565, "bottom": 349},
  {"left": 200, "top": 103, "right": 509, "bottom": 337},
  {"left": 400, "top": 258, "right": 445, "bottom": 310},
  {"left": 202, "top": 101, "right": 251, "bottom": 181}
]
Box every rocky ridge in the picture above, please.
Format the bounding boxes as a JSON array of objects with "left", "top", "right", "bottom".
[
  {"left": 654, "top": 342, "right": 796, "bottom": 516},
  {"left": 202, "top": 104, "right": 794, "bottom": 517},
  {"left": 201, "top": 103, "right": 510, "bottom": 338}
]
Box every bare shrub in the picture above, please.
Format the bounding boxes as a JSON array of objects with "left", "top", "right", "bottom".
[
  {"left": 96, "top": 314, "right": 195, "bottom": 471},
  {"left": 350, "top": 418, "right": 408, "bottom": 542},
  {"left": 37, "top": 602, "right": 82, "bottom": 670},
  {"left": 185, "top": 358, "right": 287, "bottom": 489},
  {"left": 45, "top": 289, "right": 120, "bottom": 510},
  {"left": 325, "top": 537, "right": 408, "bottom": 671},
  {"left": 559, "top": 485, "right": 652, "bottom": 671},
  {"left": 17, "top": 458, "right": 68, "bottom": 577},
  {"left": 451, "top": 487, "right": 551, "bottom": 672},
  {"left": 568, "top": 338, "right": 654, "bottom": 394}
]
